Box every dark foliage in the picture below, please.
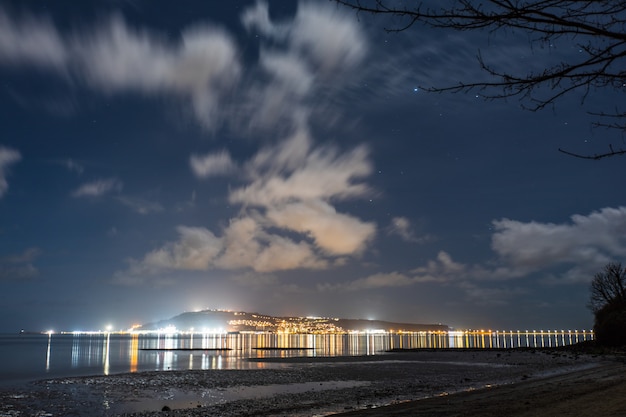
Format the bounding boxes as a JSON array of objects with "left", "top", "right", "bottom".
[
  {"left": 588, "top": 263, "right": 626, "bottom": 347},
  {"left": 594, "top": 302, "right": 626, "bottom": 347}
]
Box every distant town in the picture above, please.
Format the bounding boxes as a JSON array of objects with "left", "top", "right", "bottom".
[
  {"left": 30, "top": 309, "right": 596, "bottom": 349},
  {"left": 132, "top": 309, "right": 450, "bottom": 334},
  {"left": 34, "top": 310, "right": 595, "bottom": 346}
]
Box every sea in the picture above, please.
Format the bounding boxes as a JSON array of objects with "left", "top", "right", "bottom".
[{"left": 0, "top": 330, "right": 593, "bottom": 386}]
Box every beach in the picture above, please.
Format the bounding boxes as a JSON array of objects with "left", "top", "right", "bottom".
[
  {"left": 1, "top": 347, "right": 623, "bottom": 416},
  {"left": 340, "top": 360, "right": 626, "bottom": 416}
]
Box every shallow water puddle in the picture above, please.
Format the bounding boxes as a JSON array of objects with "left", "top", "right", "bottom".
[{"left": 115, "top": 380, "right": 369, "bottom": 413}]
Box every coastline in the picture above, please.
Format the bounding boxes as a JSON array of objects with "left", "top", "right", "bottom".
[
  {"left": 1, "top": 348, "right": 622, "bottom": 416},
  {"left": 338, "top": 361, "right": 626, "bottom": 416}
]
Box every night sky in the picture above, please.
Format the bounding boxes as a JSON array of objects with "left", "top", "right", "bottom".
[{"left": 0, "top": 0, "right": 624, "bottom": 333}]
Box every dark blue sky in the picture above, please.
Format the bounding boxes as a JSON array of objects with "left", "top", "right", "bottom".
[{"left": 0, "top": 0, "right": 624, "bottom": 332}]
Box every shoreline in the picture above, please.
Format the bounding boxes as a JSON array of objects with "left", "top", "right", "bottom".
[
  {"left": 1, "top": 348, "right": 622, "bottom": 416},
  {"left": 337, "top": 361, "right": 626, "bottom": 416}
]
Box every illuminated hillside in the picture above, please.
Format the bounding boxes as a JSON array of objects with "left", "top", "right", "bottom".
[{"left": 138, "top": 309, "right": 449, "bottom": 333}]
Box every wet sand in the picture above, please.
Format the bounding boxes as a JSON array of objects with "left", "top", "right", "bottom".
[
  {"left": 0, "top": 348, "right": 622, "bottom": 416},
  {"left": 338, "top": 361, "right": 626, "bottom": 416}
]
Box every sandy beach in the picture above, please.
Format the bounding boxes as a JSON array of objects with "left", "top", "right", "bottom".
[
  {"left": 1, "top": 347, "right": 624, "bottom": 417},
  {"left": 339, "top": 360, "right": 626, "bottom": 416}
]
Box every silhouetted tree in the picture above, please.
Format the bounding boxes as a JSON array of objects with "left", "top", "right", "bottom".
[
  {"left": 335, "top": 0, "right": 626, "bottom": 159},
  {"left": 588, "top": 263, "right": 626, "bottom": 346}
]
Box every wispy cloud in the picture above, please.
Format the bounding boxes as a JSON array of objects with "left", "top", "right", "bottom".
[
  {"left": 61, "top": 158, "right": 84, "bottom": 175},
  {"left": 490, "top": 206, "right": 626, "bottom": 282},
  {"left": 0, "top": 248, "right": 40, "bottom": 281},
  {"left": 72, "top": 178, "right": 122, "bottom": 198},
  {"left": 116, "top": 130, "right": 375, "bottom": 281},
  {"left": 0, "top": 9, "right": 67, "bottom": 70},
  {"left": 242, "top": 1, "right": 367, "bottom": 74},
  {"left": 74, "top": 16, "right": 241, "bottom": 128},
  {"left": 232, "top": 131, "right": 372, "bottom": 206},
  {"left": 114, "top": 2, "right": 378, "bottom": 283},
  {"left": 0, "top": 146, "right": 21, "bottom": 198},
  {"left": 265, "top": 199, "right": 374, "bottom": 255},
  {"left": 0, "top": 8, "right": 241, "bottom": 129},
  {"left": 322, "top": 207, "right": 626, "bottom": 300},
  {"left": 386, "top": 216, "right": 432, "bottom": 243},
  {"left": 492, "top": 208, "right": 626, "bottom": 266},
  {"left": 319, "top": 272, "right": 415, "bottom": 292},
  {"left": 238, "top": 0, "right": 368, "bottom": 133},
  {"left": 190, "top": 150, "right": 236, "bottom": 178},
  {"left": 116, "top": 195, "right": 163, "bottom": 214}
]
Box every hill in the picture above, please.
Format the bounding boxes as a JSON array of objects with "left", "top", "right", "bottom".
[{"left": 139, "top": 309, "right": 449, "bottom": 333}]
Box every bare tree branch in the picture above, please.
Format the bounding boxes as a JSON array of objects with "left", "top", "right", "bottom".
[
  {"left": 334, "top": 0, "right": 626, "bottom": 159},
  {"left": 588, "top": 263, "right": 626, "bottom": 313},
  {"left": 558, "top": 146, "right": 626, "bottom": 160}
]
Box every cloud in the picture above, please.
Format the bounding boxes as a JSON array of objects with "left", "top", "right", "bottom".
[
  {"left": 411, "top": 251, "right": 468, "bottom": 282},
  {"left": 385, "top": 207, "right": 626, "bottom": 288},
  {"left": 74, "top": 17, "right": 241, "bottom": 128},
  {"left": 243, "top": 1, "right": 366, "bottom": 74},
  {"left": 61, "top": 158, "right": 84, "bottom": 175},
  {"left": 116, "top": 196, "right": 163, "bottom": 214},
  {"left": 72, "top": 178, "right": 122, "bottom": 197},
  {"left": 387, "top": 217, "right": 417, "bottom": 242},
  {"left": 241, "top": 1, "right": 287, "bottom": 38},
  {"left": 0, "top": 2, "right": 368, "bottom": 133},
  {"left": 315, "top": 250, "right": 528, "bottom": 307},
  {"left": 319, "top": 272, "right": 415, "bottom": 292},
  {"left": 232, "top": 130, "right": 376, "bottom": 255},
  {"left": 409, "top": 208, "right": 626, "bottom": 285},
  {"left": 142, "top": 226, "right": 222, "bottom": 271},
  {"left": 238, "top": 1, "right": 368, "bottom": 132},
  {"left": 0, "top": 146, "right": 21, "bottom": 198},
  {"left": 326, "top": 206, "right": 626, "bottom": 296},
  {"left": 117, "top": 217, "right": 327, "bottom": 283},
  {"left": 458, "top": 282, "right": 528, "bottom": 306},
  {"left": 289, "top": 2, "right": 367, "bottom": 75},
  {"left": 231, "top": 131, "right": 372, "bottom": 206},
  {"left": 0, "top": 8, "right": 241, "bottom": 129},
  {"left": 0, "top": 9, "right": 67, "bottom": 69},
  {"left": 319, "top": 251, "right": 465, "bottom": 292},
  {"left": 214, "top": 216, "right": 327, "bottom": 272},
  {"left": 266, "top": 200, "right": 374, "bottom": 255},
  {"left": 490, "top": 206, "right": 626, "bottom": 282},
  {"left": 111, "top": 2, "right": 376, "bottom": 282},
  {"left": 190, "top": 150, "right": 236, "bottom": 178},
  {"left": 0, "top": 248, "right": 40, "bottom": 281},
  {"left": 117, "top": 129, "right": 375, "bottom": 281},
  {"left": 492, "top": 207, "right": 626, "bottom": 266},
  {"left": 260, "top": 50, "right": 314, "bottom": 98},
  {"left": 230, "top": 271, "right": 279, "bottom": 288}
]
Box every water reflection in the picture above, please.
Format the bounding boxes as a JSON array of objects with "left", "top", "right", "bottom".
[
  {"left": 45, "top": 333, "right": 52, "bottom": 371},
  {"left": 129, "top": 334, "right": 138, "bottom": 373},
  {"left": 43, "top": 330, "right": 593, "bottom": 378},
  {"left": 103, "top": 333, "right": 110, "bottom": 375}
]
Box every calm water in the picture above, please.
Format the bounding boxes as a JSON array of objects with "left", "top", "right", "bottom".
[{"left": 0, "top": 330, "right": 593, "bottom": 386}]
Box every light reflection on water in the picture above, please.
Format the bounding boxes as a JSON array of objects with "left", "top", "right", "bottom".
[{"left": 0, "top": 330, "right": 593, "bottom": 384}]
